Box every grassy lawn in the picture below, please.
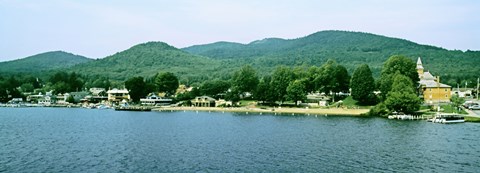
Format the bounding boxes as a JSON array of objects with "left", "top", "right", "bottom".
[
  {"left": 440, "top": 104, "right": 467, "bottom": 114},
  {"left": 335, "top": 96, "right": 372, "bottom": 109},
  {"left": 238, "top": 100, "right": 256, "bottom": 107},
  {"left": 465, "top": 116, "right": 480, "bottom": 123}
]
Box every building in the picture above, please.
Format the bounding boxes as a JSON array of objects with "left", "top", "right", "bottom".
[
  {"left": 107, "top": 88, "right": 130, "bottom": 103},
  {"left": 140, "top": 93, "right": 172, "bottom": 106},
  {"left": 417, "top": 57, "right": 451, "bottom": 104},
  {"left": 89, "top": 88, "right": 107, "bottom": 96},
  {"left": 191, "top": 96, "right": 216, "bottom": 107}
]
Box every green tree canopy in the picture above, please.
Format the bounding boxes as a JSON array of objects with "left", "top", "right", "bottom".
[
  {"left": 155, "top": 72, "right": 179, "bottom": 96},
  {"left": 287, "top": 79, "right": 307, "bottom": 105},
  {"left": 384, "top": 73, "right": 421, "bottom": 114},
  {"left": 271, "top": 66, "right": 295, "bottom": 103},
  {"left": 201, "top": 79, "right": 230, "bottom": 98},
  {"left": 379, "top": 55, "right": 418, "bottom": 100},
  {"left": 231, "top": 65, "right": 259, "bottom": 95},
  {"left": 255, "top": 76, "right": 275, "bottom": 103},
  {"left": 125, "top": 76, "right": 148, "bottom": 102},
  {"left": 350, "top": 64, "right": 376, "bottom": 105}
]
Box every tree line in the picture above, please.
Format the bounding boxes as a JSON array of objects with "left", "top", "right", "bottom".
[{"left": 0, "top": 55, "right": 428, "bottom": 116}]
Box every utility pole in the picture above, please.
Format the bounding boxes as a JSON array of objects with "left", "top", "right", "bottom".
[{"left": 477, "top": 78, "right": 479, "bottom": 100}]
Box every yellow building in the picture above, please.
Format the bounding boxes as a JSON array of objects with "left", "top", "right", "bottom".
[
  {"left": 107, "top": 88, "right": 131, "bottom": 103},
  {"left": 416, "top": 57, "right": 451, "bottom": 104}
]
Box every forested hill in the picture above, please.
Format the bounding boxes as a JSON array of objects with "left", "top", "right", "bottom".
[
  {"left": 183, "top": 31, "right": 480, "bottom": 83},
  {"left": 69, "top": 42, "right": 221, "bottom": 82},
  {"left": 3, "top": 31, "right": 479, "bottom": 86},
  {"left": 0, "top": 51, "right": 92, "bottom": 74}
]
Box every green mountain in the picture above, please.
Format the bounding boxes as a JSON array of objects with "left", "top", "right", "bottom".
[
  {"left": 0, "top": 51, "right": 92, "bottom": 74},
  {"left": 4, "top": 31, "right": 478, "bottom": 87},
  {"left": 69, "top": 42, "right": 221, "bottom": 82},
  {"left": 184, "top": 31, "right": 480, "bottom": 84}
]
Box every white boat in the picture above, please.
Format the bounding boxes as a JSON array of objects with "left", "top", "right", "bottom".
[{"left": 428, "top": 114, "right": 465, "bottom": 124}]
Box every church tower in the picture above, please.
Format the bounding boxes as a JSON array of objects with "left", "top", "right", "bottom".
[{"left": 416, "top": 57, "right": 424, "bottom": 79}]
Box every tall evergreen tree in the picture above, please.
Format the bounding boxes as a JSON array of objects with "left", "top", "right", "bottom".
[
  {"left": 155, "top": 72, "right": 179, "bottom": 96},
  {"left": 350, "top": 64, "right": 376, "bottom": 105}
]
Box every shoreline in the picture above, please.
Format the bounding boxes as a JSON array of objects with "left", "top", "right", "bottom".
[{"left": 153, "top": 106, "right": 370, "bottom": 116}]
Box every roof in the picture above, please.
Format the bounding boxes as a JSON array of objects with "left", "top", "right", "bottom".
[
  {"left": 417, "top": 57, "right": 422, "bottom": 65},
  {"left": 420, "top": 80, "right": 451, "bottom": 88},
  {"left": 422, "top": 71, "right": 435, "bottom": 80},
  {"left": 107, "top": 88, "right": 129, "bottom": 94},
  {"left": 416, "top": 57, "right": 424, "bottom": 69},
  {"left": 193, "top": 96, "right": 216, "bottom": 101}
]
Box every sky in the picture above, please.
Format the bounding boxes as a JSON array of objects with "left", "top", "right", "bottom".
[{"left": 1, "top": 0, "right": 479, "bottom": 61}]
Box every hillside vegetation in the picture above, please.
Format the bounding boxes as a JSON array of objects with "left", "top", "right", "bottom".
[
  {"left": 1, "top": 31, "right": 479, "bottom": 87},
  {"left": 184, "top": 31, "right": 480, "bottom": 84},
  {"left": 69, "top": 42, "right": 221, "bottom": 83},
  {"left": 0, "top": 51, "right": 92, "bottom": 74}
]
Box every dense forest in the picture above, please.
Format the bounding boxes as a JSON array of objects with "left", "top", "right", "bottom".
[
  {"left": 0, "top": 51, "right": 92, "bottom": 75},
  {"left": 0, "top": 30, "right": 479, "bottom": 88}
]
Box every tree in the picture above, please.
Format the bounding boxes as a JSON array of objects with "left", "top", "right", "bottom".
[
  {"left": 66, "top": 95, "right": 75, "bottom": 103},
  {"left": 270, "top": 66, "right": 295, "bottom": 103},
  {"left": 379, "top": 55, "right": 418, "bottom": 100},
  {"left": 450, "top": 95, "right": 465, "bottom": 113},
  {"left": 201, "top": 80, "right": 230, "bottom": 98},
  {"left": 315, "top": 60, "right": 337, "bottom": 94},
  {"left": 125, "top": 77, "right": 148, "bottom": 102},
  {"left": 231, "top": 65, "right": 259, "bottom": 95},
  {"left": 305, "top": 66, "right": 322, "bottom": 92},
  {"left": 333, "top": 64, "right": 350, "bottom": 93},
  {"left": 255, "top": 76, "right": 275, "bottom": 104},
  {"left": 155, "top": 72, "right": 179, "bottom": 96},
  {"left": 384, "top": 73, "right": 421, "bottom": 114},
  {"left": 350, "top": 64, "right": 376, "bottom": 105},
  {"left": 287, "top": 79, "right": 307, "bottom": 106}
]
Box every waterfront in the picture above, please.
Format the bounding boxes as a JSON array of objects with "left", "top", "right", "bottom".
[{"left": 1, "top": 108, "right": 479, "bottom": 172}]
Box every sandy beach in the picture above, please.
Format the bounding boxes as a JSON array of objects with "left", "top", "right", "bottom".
[{"left": 153, "top": 106, "right": 370, "bottom": 116}]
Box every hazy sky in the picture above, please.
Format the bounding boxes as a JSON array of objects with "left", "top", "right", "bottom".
[{"left": 1, "top": 0, "right": 479, "bottom": 61}]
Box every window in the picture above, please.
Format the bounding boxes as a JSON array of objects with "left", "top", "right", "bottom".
[
  {"left": 445, "top": 94, "right": 448, "bottom": 98},
  {"left": 429, "top": 88, "right": 432, "bottom": 91},
  {"left": 445, "top": 89, "right": 447, "bottom": 91}
]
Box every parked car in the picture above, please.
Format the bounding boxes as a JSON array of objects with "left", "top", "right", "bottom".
[
  {"left": 463, "top": 102, "right": 479, "bottom": 108},
  {"left": 469, "top": 105, "right": 480, "bottom": 110}
]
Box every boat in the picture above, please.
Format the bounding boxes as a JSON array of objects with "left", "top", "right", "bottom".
[
  {"left": 114, "top": 106, "right": 152, "bottom": 111},
  {"left": 428, "top": 114, "right": 465, "bottom": 124}
]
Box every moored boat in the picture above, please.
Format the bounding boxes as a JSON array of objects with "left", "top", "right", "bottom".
[
  {"left": 114, "top": 106, "right": 152, "bottom": 111},
  {"left": 428, "top": 114, "right": 465, "bottom": 124}
]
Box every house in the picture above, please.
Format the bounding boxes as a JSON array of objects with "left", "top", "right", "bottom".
[
  {"left": 27, "top": 92, "right": 45, "bottom": 103},
  {"left": 452, "top": 87, "right": 473, "bottom": 98},
  {"left": 107, "top": 88, "right": 130, "bottom": 103},
  {"left": 417, "top": 57, "right": 451, "bottom": 104},
  {"left": 140, "top": 93, "right": 172, "bottom": 106},
  {"left": 38, "top": 95, "right": 56, "bottom": 106},
  {"left": 191, "top": 96, "right": 216, "bottom": 107},
  {"left": 215, "top": 99, "right": 233, "bottom": 107},
  {"left": 176, "top": 85, "right": 193, "bottom": 94},
  {"left": 306, "top": 93, "right": 330, "bottom": 106},
  {"left": 89, "top": 88, "right": 107, "bottom": 96},
  {"left": 69, "top": 91, "right": 90, "bottom": 103}
]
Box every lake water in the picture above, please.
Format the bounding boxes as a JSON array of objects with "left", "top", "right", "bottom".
[{"left": 1, "top": 108, "right": 479, "bottom": 172}]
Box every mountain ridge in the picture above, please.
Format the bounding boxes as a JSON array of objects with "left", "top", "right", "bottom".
[
  {"left": 0, "top": 51, "right": 92, "bottom": 74},
  {"left": 1, "top": 30, "right": 478, "bottom": 86}
]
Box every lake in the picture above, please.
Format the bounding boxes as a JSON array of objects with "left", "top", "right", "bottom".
[{"left": 1, "top": 107, "right": 479, "bottom": 172}]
